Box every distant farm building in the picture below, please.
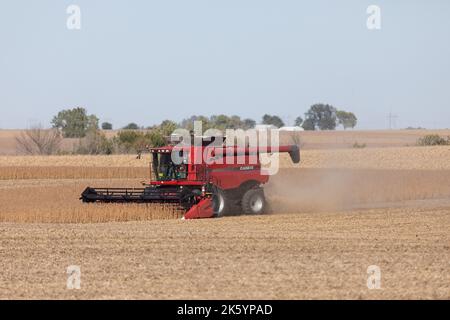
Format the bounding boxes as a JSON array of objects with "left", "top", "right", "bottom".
[{"left": 279, "top": 126, "right": 304, "bottom": 132}]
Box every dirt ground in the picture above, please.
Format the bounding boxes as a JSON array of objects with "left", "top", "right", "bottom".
[
  {"left": 0, "top": 132, "right": 450, "bottom": 299},
  {"left": 1, "top": 205, "right": 449, "bottom": 299},
  {"left": 1, "top": 167, "right": 449, "bottom": 299}
]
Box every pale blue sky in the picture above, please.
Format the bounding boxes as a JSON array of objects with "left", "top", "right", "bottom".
[{"left": 0, "top": 0, "right": 449, "bottom": 129}]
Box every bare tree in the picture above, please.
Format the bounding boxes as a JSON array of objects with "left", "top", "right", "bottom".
[{"left": 16, "top": 126, "right": 62, "bottom": 155}]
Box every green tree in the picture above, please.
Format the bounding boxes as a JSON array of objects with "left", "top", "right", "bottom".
[
  {"left": 209, "top": 114, "right": 243, "bottom": 130},
  {"left": 158, "top": 120, "right": 177, "bottom": 136},
  {"left": 229, "top": 115, "right": 243, "bottom": 129},
  {"left": 301, "top": 118, "right": 315, "bottom": 131},
  {"left": 262, "top": 114, "right": 285, "bottom": 128},
  {"left": 242, "top": 118, "right": 256, "bottom": 129},
  {"left": 294, "top": 116, "right": 303, "bottom": 127},
  {"left": 180, "top": 115, "right": 256, "bottom": 131},
  {"left": 114, "top": 130, "right": 166, "bottom": 153},
  {"left": 303, "top": 104, "right": 337, "bottom": 130},
  {"left": 76, "top": 130, "right": 113, "bottom": 155},
  {"left": 123, "top": 123, "right": 140, "bottom": 130},
  {"left": 210, "top": 114, "right": 229, "bottom": 130},
  {"left": 101, "top": 122, "right": 113, "bottom": 130},
  {"left": 51, "top": 107, "right": 98, "bottom": 138},
  {"left": 146, "top": 130, "right": 166, "bottom": 147},
  {"left": 180, "top": 115, "right": 211, "bottom": 132},
  {"left": 87, "top": 115, "right": 99, "bottom": 131},
  {"left": 336, "top": 110, "right": 357, "bottom": 129}
]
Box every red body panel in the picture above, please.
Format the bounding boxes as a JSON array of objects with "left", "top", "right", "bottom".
[{"left": 208, "top": 166, "right": 268, "bottom": 190}]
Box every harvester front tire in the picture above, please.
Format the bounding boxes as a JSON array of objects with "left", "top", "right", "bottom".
[
  {"left": 241, "top": 188, "right": 266, "bottom": 215},
  {"left": 213, "top": 188, "right": 231, "bottom": 217}
]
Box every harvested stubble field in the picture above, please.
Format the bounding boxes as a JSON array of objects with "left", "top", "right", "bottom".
[
  {"left": 0, "top": 140, "right": 450, "bottom": 299},
  {"left": 1, "top": 208, "right": 449, "bottom": 299}
]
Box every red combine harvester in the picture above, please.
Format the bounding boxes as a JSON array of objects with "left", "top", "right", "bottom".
[{"left": 80, "top": 137, "right": 300, "bottom": 219}]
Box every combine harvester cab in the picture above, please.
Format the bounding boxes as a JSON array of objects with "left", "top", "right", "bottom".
[{"left": 81, "top": 138, "right": 300, "bottom": 219}]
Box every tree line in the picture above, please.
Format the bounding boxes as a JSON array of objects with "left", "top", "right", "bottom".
[
  {"left": 51, "top": 104, "right": 356, "bottom": 134},
  {"left": 16, "top": 104, "right": 357, "bottom": 155}
]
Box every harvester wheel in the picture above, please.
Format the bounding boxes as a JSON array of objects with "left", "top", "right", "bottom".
[
  {"left": 241, "top": 188, "right": 266, "bottom": 215},
  {"left": 212, "top": 188, "right": 231, "bottom": 217}
]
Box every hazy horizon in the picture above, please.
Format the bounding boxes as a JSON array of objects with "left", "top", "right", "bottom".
[{"left": 1, "top": 1, "right": 449, "bottom": 130}]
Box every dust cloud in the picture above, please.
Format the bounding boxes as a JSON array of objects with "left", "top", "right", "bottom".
[{"left": 266, "top": 168, "right": 450, "bottom": 213}]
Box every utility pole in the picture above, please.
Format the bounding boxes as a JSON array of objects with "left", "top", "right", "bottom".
[{"left": 387, "top": 113, "right": 398, "bottom": 130}]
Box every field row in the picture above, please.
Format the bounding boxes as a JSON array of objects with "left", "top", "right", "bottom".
[
  {"left": 0, "top": 166, "right": 149, "bottom": 180},
  {"left": 1, "top": 168, "right": 449, "bottom": 223},
  {"left": 0, "top": 180, "right": 182, "bottom": 223}
]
